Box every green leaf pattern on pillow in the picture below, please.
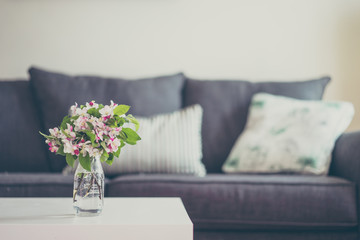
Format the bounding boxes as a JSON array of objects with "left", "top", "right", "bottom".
[{"left": 222, "top": 93, "right": 354, "bottom": 175}]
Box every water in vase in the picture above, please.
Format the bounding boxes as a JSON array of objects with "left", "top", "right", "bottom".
[{"left": 73, "top": 157, "right": 104, "bottom": 217}]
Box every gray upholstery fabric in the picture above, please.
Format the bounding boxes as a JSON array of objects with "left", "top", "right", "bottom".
[
  {"left": 195, "top": 230, "right": 357, "bottom": 240},
  {"left": 29, "top": 67, "right": 185, "bottom": 172},
  {"left": 183, "top": 77, "right": 330, "bottom": 173},
  {"left": 0, "top": 173, "right": 73, "bottom": 197},
  {"left": 2, "top": 72, "right": 358, "bottom": 239},
  {"left": 331, "top": 131, "right": 360, "bottom": 237},
  {"left": 107, "top": 174, "right": 356, "bottom": 230},
  {"left": 331, "top": 131, "right": 360, "bottom": 185},
  {"left": 0, "top": 81, "right": 49, "bottom": 172}
]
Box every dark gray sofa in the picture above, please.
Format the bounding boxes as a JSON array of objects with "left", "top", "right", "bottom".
[{"left": 0, "top": 67, "right": 359, "bottom": 240}]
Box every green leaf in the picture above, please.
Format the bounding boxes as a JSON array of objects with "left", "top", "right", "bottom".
[
  {"left": 118, "top": 131, "right": 127, "bottom": 141},
  {"left": 113, "top": 105, "right": 130, "bottom": 116},
  {"left": 84, "top": 130, "right": 96, "bottom": 143},
  {"left": 71, "top": 115, "right": 80, "bottom": 121},
  {"left": 117, "top": 117, "right": 126, "bottom": 126},
  {"left": 56, "top": 145, "right": 65, "bottom": 156},
  {"left": 100, "top": 151, "right": 109, "bottom": 162},
  {"left": 87, "top": 108, "right": 101, "bottom": 118},
  {"left": 61, "top": 129, "right": 71, "bottom": 139},
  {"left": 120, "top": 140, "right": 125, "bottom": 148},
  {"left": 107, "top": 118, "right": 116, "bottom": 127},
  {"left": 127, "top": 114, "right": 140, "bottom": 131},
  {"left": 60, "top": 115, "right": 71, "bottom": 130},
  {"left": 122, "top": 127, "right": 141, "bottom": 144},
  {"left": 79, "top": 153, "right": 91, "bottom": 171},
  {"left": 86, "top": 122, "right": 94, "bottom": 130},
  {"left": 114, "top": 147, "right": 121, "bottom": 158},
  {"left": 100, "top": 142, "right": 107, "bottom": 150},
  {"left": 115, "top": 116, "right": 128, "bottom": 129},
  {"left": 125, "top": 139, "right": 137, "bottom": 145},
  {"left": 39, "top": 131, "right": 50, "bottom": 138},
  {"left": 75, "top": 132, "right": 83, "bottom": 139},
  {"left": 106, "top": 153, "right": 114, "bottom": 166},
  {"left": 39, "top": 131, "right": 56, "bottom": 140},
  {"left": 66, "top": 154, "right": 76, "bottom": 167}
]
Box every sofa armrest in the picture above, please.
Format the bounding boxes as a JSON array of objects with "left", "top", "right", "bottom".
[{"left": 331, "top": 131, "right": 360, "bottom": 183}]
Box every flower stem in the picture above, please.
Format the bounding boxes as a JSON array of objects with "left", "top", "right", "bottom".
[
  {"left": 92, "top": 172, "right": 102, "bottom": 200},
  {"left": 73, "top": 173, "right": 84, "bottom": 203},
  {"left": 84, "top": 174, "right": 94, "bottom": 197}
]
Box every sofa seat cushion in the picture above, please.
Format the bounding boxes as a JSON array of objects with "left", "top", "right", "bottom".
[
  {"left": 0, "top": 173, "right": 74, "bottom": 197},
  {"left": 107, "top": 174, "right": 357, "bottom": 231}
]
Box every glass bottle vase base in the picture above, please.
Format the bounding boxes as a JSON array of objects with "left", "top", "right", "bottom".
[
  {"left": 73, "top": 156, "right": 104, "bottom": 217},
  {"left": 74, "top": 206, "right": 102, "bottom": 217}
]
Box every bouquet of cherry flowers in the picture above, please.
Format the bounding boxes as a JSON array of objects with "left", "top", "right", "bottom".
[{"left": 40, "top": 100, "right": 141, "bottom": 171}]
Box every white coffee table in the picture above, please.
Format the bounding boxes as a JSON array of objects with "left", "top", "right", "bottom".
[{"left": 0, "top": 197, "right": 193, "bottom": 240}]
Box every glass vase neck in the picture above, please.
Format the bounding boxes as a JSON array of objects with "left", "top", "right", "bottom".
[{"left": 77, "top": 156, "right": 103, "bottom": 173}]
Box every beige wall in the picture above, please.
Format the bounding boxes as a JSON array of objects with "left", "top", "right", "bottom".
[{"left": 1, "top": 0, "right": 360, "bottom": 130}]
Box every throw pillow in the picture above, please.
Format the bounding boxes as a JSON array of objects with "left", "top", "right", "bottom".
[
  {"left": 63, "top": 104, "right": 206, "bottom": 176},
  {"left": 29, "top": 67, "right": 185, "bottom": 172},
  {"left": 222, "top": 93, "right": 354, "bottom": 175},
  {"left": 183, "top": 76, "right": 331, "bottom": 173}
]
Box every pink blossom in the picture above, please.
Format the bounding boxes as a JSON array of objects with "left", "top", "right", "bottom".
[
  {"left": 49, "top": 127, "right": 60, "bottom": 138},
  {"left": 110, "top": 100, "right": 118, "bottom": 107},
  {"left": 74, "top": 116, "right": 89, "bottom": 131},
  {"left": 43, "top": 100, "right": 140, "bottom": 161},
  {"left": 70, "top": 102, "right": 88, "bottom": 116},
  {"left": 69, "top": 103, "right": 78, "bottom": 116},
  {"left": 62, "top": 139, "right": 78, "bottom": 155},
  {"left": 49, "top": 146, "right": 57, "bottom": 153},
  {"left": 64, "top": 123, "right": 76, "bottom": 139},
  {"left": 106, "top": 137, "right": 121, "bottom": 153},
  {"left": 86, "top": 100, "right": 99, "bottom": 109},
  {"left": 47, "top": 141, "right": 59, "bottom": 153},
  {"left": 99, "top": 105, "right": 113, "bottom": 118},
  {"left": 103, "top": 115, "right": 111, "bottom": 121}
]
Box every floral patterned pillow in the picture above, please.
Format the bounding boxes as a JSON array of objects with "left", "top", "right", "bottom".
[{"left": 222, "top": 93, "right": 354, "bottom": 175}]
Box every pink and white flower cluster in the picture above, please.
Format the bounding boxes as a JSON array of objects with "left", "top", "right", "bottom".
[{"left": 43, "top": 100, "right": 138, "bottom": 163}]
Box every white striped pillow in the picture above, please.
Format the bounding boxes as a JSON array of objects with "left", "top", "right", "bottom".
[{"left": 103, "top": 104, "right": 206, "bottom": 176}]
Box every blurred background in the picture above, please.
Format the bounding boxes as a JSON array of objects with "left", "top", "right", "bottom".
[{"left": 1, "top": 0, "right": 360, "bottom": 130}]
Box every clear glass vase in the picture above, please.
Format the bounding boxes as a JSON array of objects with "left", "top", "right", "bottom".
[{"left": 73, "top": 156, "right": 104, "bottom": 217}]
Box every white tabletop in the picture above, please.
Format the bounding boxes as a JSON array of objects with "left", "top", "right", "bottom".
[{"left": 0, "top": 197, "right": 193, "bottom": 240}]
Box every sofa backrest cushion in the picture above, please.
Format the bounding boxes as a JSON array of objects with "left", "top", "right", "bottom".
[
  {"left": 183, "top": 77, "right": 331, "bottom": 173},
  {"left": 29, "top": 67, "right": 185, "bottom": 172},
  {"left": 0, "top": 80, "right": 50, "bottom": 172}
]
